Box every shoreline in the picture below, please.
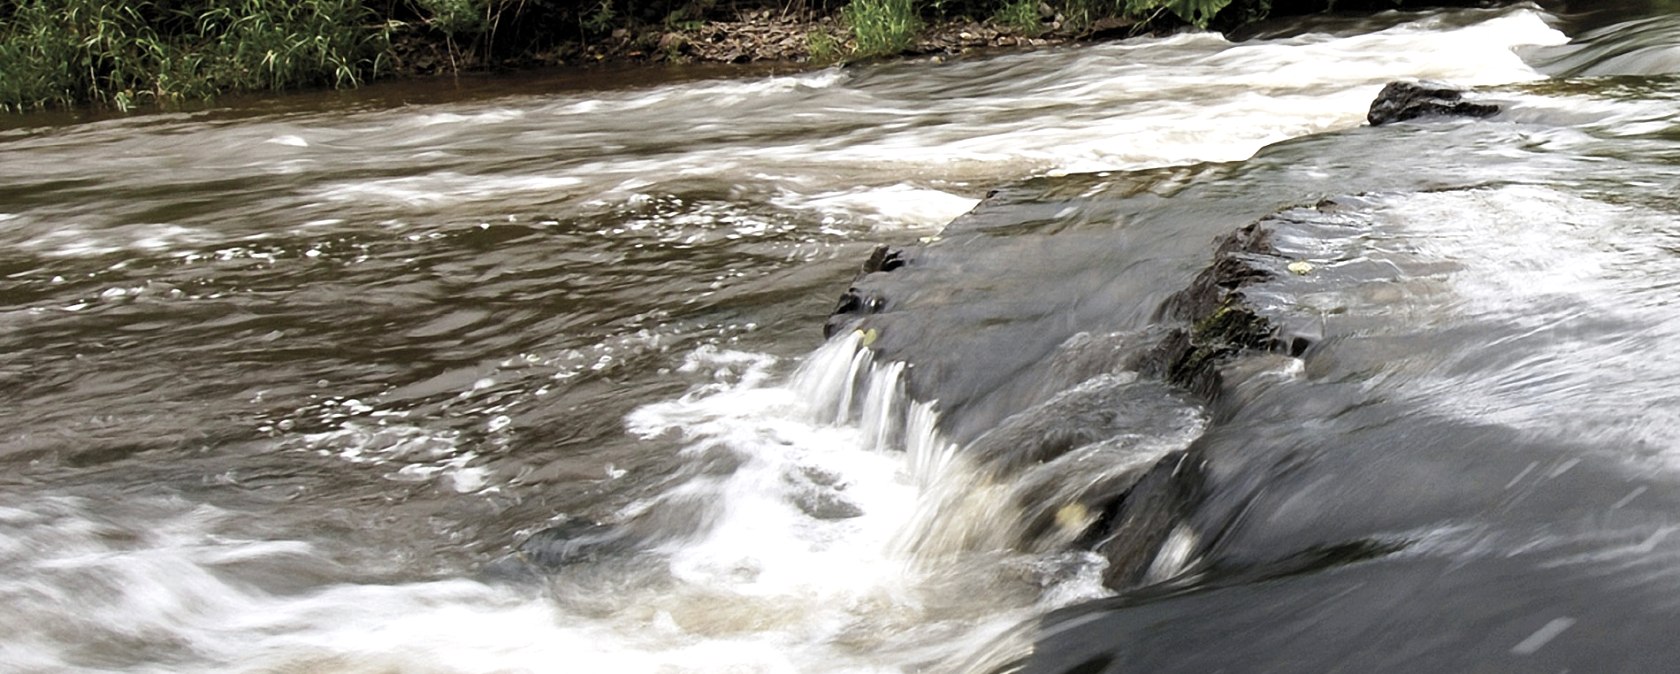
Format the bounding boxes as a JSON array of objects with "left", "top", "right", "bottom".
[
  {"left": 1, "top": 1, "right": 1539, "bottom": 115},
  {"left": 384, "top": 9, "right": 1140, "bottom": 78}
]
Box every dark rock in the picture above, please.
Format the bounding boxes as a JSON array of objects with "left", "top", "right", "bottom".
[
  {"left": 822, "top": 246, "right": 905, "bottom": 337},
  {"left": 1366, "top": 80, "right": 1500, "bottom": 126},
  {"left": 1093, "top": 451, "right": 1206, "bottom": 590},
  {"left": 824, "top": 287, "right": 887, "bottom": 337},
  {"left": 830, "top": 287, "right": 884, "bottom": 316},
  {"left": 1157, "top": 222, "right": 1274, "bottom": 322},
  {"left": 862, "top": 244, "right": 907, "bottom": 274},
  {"left": 965, "top": 376, "right": 1190, "bottom": 476},
  {"left": 514, "top": 520, "right": 633, "bottom": 568},
  {"left": 1167, "top": 300, "right": 1276, "bottom": 393},
  {"left": 1144, "top": 222, "right": 1282, "bottom": 397}
]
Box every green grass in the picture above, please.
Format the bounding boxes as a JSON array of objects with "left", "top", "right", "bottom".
[
  {"left": 991, "top": 0, "right": 1044, "bottom": 35},
  {"left": 0, "top": 0, "right": 388, "bottom": 112},
  {"left": 807, "top": 28, "right": 845, "bottom": 63},
  {"left": 843, "top": 0, "right": 922, "bottom": 57},
  {"left": 417, "top": 0, "right": 489, "bottom": 36},
  {"left": 0, "top": 0, "right": 1292, "bottom": 112},
  {"left": 1134, "top": 0, "right": 1237, "bottom": 28}
]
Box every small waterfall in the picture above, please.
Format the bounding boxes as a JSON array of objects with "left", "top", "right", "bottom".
[
  {"left": 860, "top": 362, "right": 908, "bottom": 452},
  {"left": 792, "top": 330, "right": 925, "bottom": 458},
  {"left": 793, "top": 331, "right": 915, "bottom": 454},
  {"left": 792, "top": 330, "right": 876, "bottom": 423},
  {"left": 787, "top": 328, "right": 1213, "bottom": 580},
  {"left": 788, "top": 330, "right": 1030, "bottom": 563}
]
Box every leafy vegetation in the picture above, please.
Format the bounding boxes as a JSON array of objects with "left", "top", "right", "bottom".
[
  {"left": 807, "top": 28, "right": 846, "bottom": 63},
  {"left": 0, "top": 0, "right": 1425, "bottom": 112},
  {"left": 0, "top": 0, "right": 388, "bottom": 112},
  {"left": 991, "top": 0, "right": 1046, "bottom": 35},
  {"left": 844, "top": 0, "right": 923, "bottom": 55},
  {"left": 838, "top": 0, "right": 1263, "bottom": 57}
]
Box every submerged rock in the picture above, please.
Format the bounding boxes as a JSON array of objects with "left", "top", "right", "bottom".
[
  {"left": 1093, "top": 451, "right": 1206, "bottom": 589},
  {"left": 514, "top": 520, "right": 633, "bottom": 568},
  {"left": 789, "top": 485, "right": 865, "bottom": 520},
  {"left": 1366, "top": 80, "right": 1500, "bottom": 126},
  {"left": 786, "top": 465, "right": 865, "bottom": 520},
  {"left": 823, "top": 244, "right": 906, "bottom": 337}
]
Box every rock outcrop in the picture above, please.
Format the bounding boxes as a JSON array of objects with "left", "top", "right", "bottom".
[{"left": 1367, "top": 80, "right": 1500, "bottom": 126}]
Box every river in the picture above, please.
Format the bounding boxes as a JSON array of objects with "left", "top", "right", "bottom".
[{"left": 1, "top": 2, "right": 1677, "bottom": 672}]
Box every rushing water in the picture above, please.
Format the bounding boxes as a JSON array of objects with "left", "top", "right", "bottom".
[{"left": 3, "top": 3, "right": 1679, "bottom": 673}]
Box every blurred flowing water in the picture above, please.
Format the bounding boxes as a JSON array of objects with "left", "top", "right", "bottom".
[{"left": 2, "top": 3, "right": 1678, "bottom": 672}]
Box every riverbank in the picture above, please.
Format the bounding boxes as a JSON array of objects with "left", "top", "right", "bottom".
[
  {"left": 387, "top": 6, "right": 1140, "bottom": 77},
  {"left": 0, "top": 0, "right": 1527, "bottom": 113}
]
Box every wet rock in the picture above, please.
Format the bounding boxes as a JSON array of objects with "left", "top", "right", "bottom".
[
  {"left": 1164, "top": 301, "right": 1277, "bottom": 396},
  {"left": 830, "top": 287, "right": 884, "bottom": 316},
  {"left": 965, "top": 374, "right": 1187, "bottom": 475},
  {"left": 862, "top": 244, "right": 908, "bottom": 274},
  {"left": 824, "top": 287, "right": 887, "bottom": 337},
  {"left": 790, "top": 486, "right": 865, "bottom": 520},
  {"left": 1070, "top": 219, "right": 1295, "bottom": 588},
  {"left": 798, "top": 464, "right": 845, "bottom": 486},
  {"left": 785, "top": 465, "right": 864, "bottom": 519},
  {"left": 1366, "top": 80, "right": 1500, "bottom": 126},
  {"left": 514, "top": 520, "right": 633, "bottom": 568},
  {"left": 1157, "top": 222, "right": 1274, "bottom": 322},
  {"left": 1142, "top": 222, "right": 1283, "bottom": 397},
  {"left": 1093, "top": 451, "right": 1206, "bottom": 590},
  {"left": 815, "top": 200, "right": 1312, "bottom": 593},
  {"left": 823, "top": 245, "right": 905, "bottom": 337}
]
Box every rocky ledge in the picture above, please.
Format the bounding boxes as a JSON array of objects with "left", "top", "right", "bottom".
[{"left": 1367, "top": 80, "right": 1501, "bottom": 126}]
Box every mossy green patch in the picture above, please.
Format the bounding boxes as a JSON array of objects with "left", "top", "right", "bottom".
[{"left": 1168, "top": 295, "right": 1277, "bottom": 388}]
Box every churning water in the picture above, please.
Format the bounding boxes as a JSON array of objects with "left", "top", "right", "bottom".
[{"left": 2, "top": 3, "right": 1678, "bottom": 673}]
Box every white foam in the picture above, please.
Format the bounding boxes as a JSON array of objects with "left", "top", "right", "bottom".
[
  {"left": 0, "top": 336, "right": 1081, "bottom": 673},
  {"left": 785, "top": 185, "right": 981, "bottom": 232},
  {"left": 417, "top": 109, "right": 526, "bottom": 126},
  {"left": 614, "top": 336, "right": 1107, "bottom": 670},
  {"left": 316, "top": 173, "right": 585, "bottom": 207},
  {"left": 298, "top": 422, "right": 490, "bottom": 494},
  {"left": 19, "top": 222, "right": 219, "bottom": 258},
  {"left": 1280, "top": 186, "right": 1680, "bottom": 451},
  {"left": 277, "top": 9, "right": 1567, "bottom": 238}
]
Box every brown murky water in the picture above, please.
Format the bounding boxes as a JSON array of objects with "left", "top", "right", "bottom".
[{"left": 2, "top": 4, "right": 1678, "bottom": 672}]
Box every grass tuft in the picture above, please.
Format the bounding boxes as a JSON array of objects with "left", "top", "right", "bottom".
[
  {"left": 806, "top": 28, "right": 845, "bottom": 63},
  {"left": 0, "top": 0, "right": 388, "bottom": 112},
  {"left": 992, "top": 0, "right": 1044, "bottom": 35},
  {"left": 843, "top": 0, "right": 922, "bottom": 57}
]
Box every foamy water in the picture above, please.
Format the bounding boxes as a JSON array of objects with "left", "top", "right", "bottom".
[{"left": 0, "top": 6, "right": 1603, "bottom": 673}]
